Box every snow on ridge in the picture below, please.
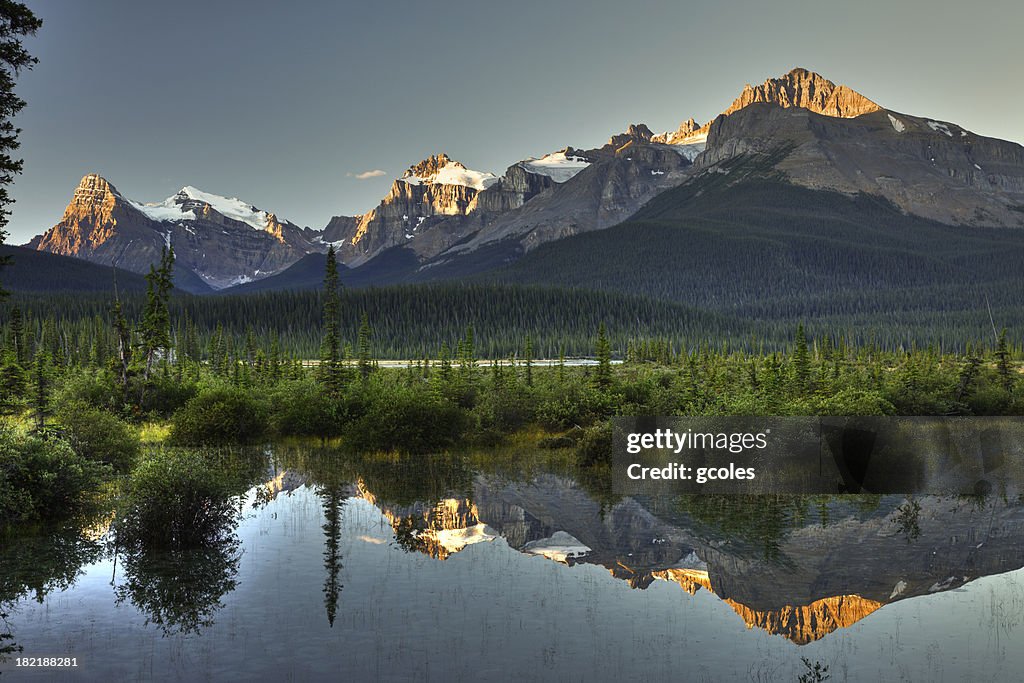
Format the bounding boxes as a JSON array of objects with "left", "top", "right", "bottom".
[
  {"left": 888, "top": 114, "right": 906, "bottom": 133},
  {"left": 130, "top": 199, "right": 197, "bottom": 223},
  {"left": 518, "top": 151, "right": 591, "bottom": 183},
  {"left": 131, "top": 186, "right": 276, "bottom": 231},
  {"left": 178, "top": 186, "right": 272, "bottom": 230},
  {"left": 400, "top": 161, "right": 499, "bottom": 191}
]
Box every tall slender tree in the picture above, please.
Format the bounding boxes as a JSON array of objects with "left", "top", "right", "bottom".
[
  {"left": 594, "top": 322, "right": 612, "bottom": 389},
  {"left": 0, "top": 2, "right": 41, "bottom": 299},
  {"left": 318, "top": 246, "right": 344, "bottom": 394}
]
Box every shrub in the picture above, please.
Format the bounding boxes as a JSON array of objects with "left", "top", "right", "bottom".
[
  {"left": 54, "top": 369, "right": 123, "bottom": 414},
  {"left": 816, "top": 388, "right": 896, "bottom": 416},
  {"left": 0, "top": 429, "right": 107, "bottom": 524},
  {"left": 267, "top": 379, "right": 344, "bottom": 438},
  {"left": 343, "top": 385, "right": 465, "bottom": 454},
  {"left": 56, "top": 401, "right": 140, "bottom": 472},
  {"left": 576, "top": 421, "right": 613, "bottom": 467},
  {"left": 168, "top": 387, "right": 268, "bottom": 446},
  {"left": 117, "top": 448, "right": 243, "bottom": 547}
]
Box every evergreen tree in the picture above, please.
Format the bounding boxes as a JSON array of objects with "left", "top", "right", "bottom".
[
  {"left": 0, "top": 2, "right": 41, "bottom": 299},
  {"left": 8, "top": 303, "right": 24, "bottom": 363},
  {"left": 791, "top": 323, "right": 810, "bottom": 396},
  {"left": 31, "top": 350, "right": 48, "bottom": 430},
  {"left": 595, "top": 322, "right": 612, "bottom": 389},
  {"left": 995, "top": 328, "right": 1013, "bottom": 394},
  {"left": 318, "top": 246, "right": 344, "bottom": 395},
  {"left": 357, "top": 312, "right": 372, "bottom": 383},
  {"left": 524, "top": 334, "right": 533, "bottom": 387},
  {"left": 0, "top": 347, "right": 24, "bottom": 415},
  {"left": 139, "top": 246, "right": 175, "bottom": 379}
]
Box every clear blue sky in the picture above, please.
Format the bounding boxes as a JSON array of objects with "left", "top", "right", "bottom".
[{"left": 7, "top": 0, "right": 1023, "bottom": 243}]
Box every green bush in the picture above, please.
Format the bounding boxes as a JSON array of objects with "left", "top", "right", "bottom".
[
  {"left": 169, "top": 387, "right": 268, "bottom": 446},
  {"left": 56, "top": 401, "right": 140, "bottom": 472},
  {"left": 268, "top": 379, "right": 344, "bottom": 437},
  {"left": 135, "top": 373, "right": 198, "bottom": 419},
  {"left": 55, "top": 369, "right": 123, "bottom": 414},
  {"left": 343, "top": 385, "right": 465, "bottom": 454},
  {"left": 0, "top": 429, "right": 107, "bottom": 524},
  {"left": 576, "top": 421, "right": 613, "bottom": 467},
  {"left": 117, "top": 448, "right": 242, "bottom": 547}
]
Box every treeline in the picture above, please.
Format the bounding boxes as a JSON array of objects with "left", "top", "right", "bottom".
[{"left": 5, "top": 283, "right": 1022, "bottom": 365}]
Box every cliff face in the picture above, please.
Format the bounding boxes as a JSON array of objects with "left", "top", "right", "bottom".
[
  {"left": 723, "top": 67, "right": 881, "bottom": 119},
  {"left": 338, "top": 153, "right": 558, "bottom": 265}
]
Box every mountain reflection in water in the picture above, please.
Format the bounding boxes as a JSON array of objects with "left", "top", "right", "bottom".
[{"left": 2, "top": 446, "right": 1024, "bottom": 682}]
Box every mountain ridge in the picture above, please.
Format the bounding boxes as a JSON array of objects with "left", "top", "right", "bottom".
[{"left": 24, "top": 67, "right": 1024, "bottom": 294}]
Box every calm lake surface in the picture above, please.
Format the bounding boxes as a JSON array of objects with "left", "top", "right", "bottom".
[{"left": 3, "top": 445, "right": 1024, "bottom": 682}]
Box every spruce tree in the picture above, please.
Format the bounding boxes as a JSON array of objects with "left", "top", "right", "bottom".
[
  {"left": 357, "top": 312, "right": 372, "bottom": 383},
  {"left": 995, "top": 328, "right": 1012, "bottom": 393},
  {"left": 318, "top": 246, "right": 344, "bottom": 394},
  {"left": 524, "top": 334, "right": 533, "bottom": 387},
  {"left": 0, "top": 3, "right": 41, "bottom": 299},
  {"left": 595, "top": 322, "right": 612, "bottom": 389}
]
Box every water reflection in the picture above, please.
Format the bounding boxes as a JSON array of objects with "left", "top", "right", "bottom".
[{"left": 2, "top": 446, "right": 1024, "bottom": 680}]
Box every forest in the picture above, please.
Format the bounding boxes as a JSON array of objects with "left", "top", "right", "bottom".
[{"left": 1, "top": 245, "right": 1021, "bottom": 531}]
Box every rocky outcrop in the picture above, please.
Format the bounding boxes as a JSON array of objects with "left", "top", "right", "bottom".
[
  {"left": 724, "top": 67, "right": 881, "bottom": 119},
  {"left": 652, "top": 117, "right": 701, "bottom": 144},
  {"left": 339, "top": 154, "right": 560, "bottom": 265}
]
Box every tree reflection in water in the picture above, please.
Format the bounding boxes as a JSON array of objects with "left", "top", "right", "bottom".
[
  {"left": 0, "top": 525, "right": 105, "bottom": 666},
  {"left": 112, "top": 448, "right": 264, "bottom": 636}
]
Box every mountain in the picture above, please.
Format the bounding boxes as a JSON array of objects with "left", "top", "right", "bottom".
[
  {"left": 30, "top": 68, "right": 1024, "bottom": 294},
  {"left": 476, "top": 171, "right": 1024, "bottom": 335},
  {"left": 28, "top": 175, "right": 324, "bottom": 290},
  {"left": 331, "top": 152, "right": 566, "bottom": 266},
  {"left": 0, "top": 244, "right": 210, "bottom": 294}
]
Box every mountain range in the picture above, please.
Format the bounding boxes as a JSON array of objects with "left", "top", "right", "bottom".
[{"left": 19, "top": 68, "right": 1024, "bottom": 300}]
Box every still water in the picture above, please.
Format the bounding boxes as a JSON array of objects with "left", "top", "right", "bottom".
[{"left": 3, "top": 446, "right": 1024, "bottom": 682}]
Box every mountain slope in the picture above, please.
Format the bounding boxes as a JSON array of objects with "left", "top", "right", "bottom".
[
  {"left": 478, "top": 163, "right": 1024, "bottom": 332},
  {"left": 0, "top": 244, "right": 210, "bottom": 294}
]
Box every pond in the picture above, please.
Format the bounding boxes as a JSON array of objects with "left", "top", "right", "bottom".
[{"left": 2, "top": 446, "right": 1024, "bottom": 681}]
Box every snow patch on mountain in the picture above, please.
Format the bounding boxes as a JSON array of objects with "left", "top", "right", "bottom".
[
  {"left": 401, "top": 161, "right": 499, "bottom": 190},
  {"left": 132, "top": 186, "right": 275, "bottom": 231},
  {"left": 888, "top": 114, "right": 906, "bottom": 133},
  {"left": 518, "top": 151, "right": 591, "bottom": 183},
  {"left": 664, "top": 132, "right": 707, "bottom": 162}
]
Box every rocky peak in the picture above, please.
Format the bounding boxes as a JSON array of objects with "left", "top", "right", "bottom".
[
  {"left": 652, "top": 117, "right": 705, "bottom": 145},
  {"left": 64, "top": 173, "right": 123, "bottom": 216},
  {"left": 402, "top": 153, "right": 457, "bottom": 182},
  {"left": 723, "top": 67, "right": 881, "bottom": 119},
  {"left": 608, "top": 123, "right": 655, "bottom": 148}
]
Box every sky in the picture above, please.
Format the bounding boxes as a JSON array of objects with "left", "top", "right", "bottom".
[{"left": 6, "top": 0, "right": 1024, "bottom": 243}]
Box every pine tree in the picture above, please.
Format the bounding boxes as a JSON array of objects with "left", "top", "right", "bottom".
[
  {"left": 111, "top": 298, "right": 132, "bottom": 398},
  {"left": 8, "top": 304, "right": 24, "bottom": 364},
  {"left": 0, "top": 3, "right": 41, "bottom": 299},
  {"left": 524, "top": 334, "right": 533, "bottom": 387},
  {"left": 357, "top": 312, "right": 372, "bottom": 382},
  {"left": 139, "top": 246, "right": 175, "bottom": 379},
  {"left": 595, "top": 322, "right": 612, "bottom": 389},
  {"left": 318, "top": 246, "right": 344, "bottom": 395},
  {"left": 31, "top": 350, "right": 48, "bottom": 430},
  {"left": 791, "top": 323, "right": 810, "bottom": 396},
  {"left": 995, "top": 328, "right": 1013, "bottom": 394},
  {"left": 0, "top": 347, "right": 25, "bottom": 415}
]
